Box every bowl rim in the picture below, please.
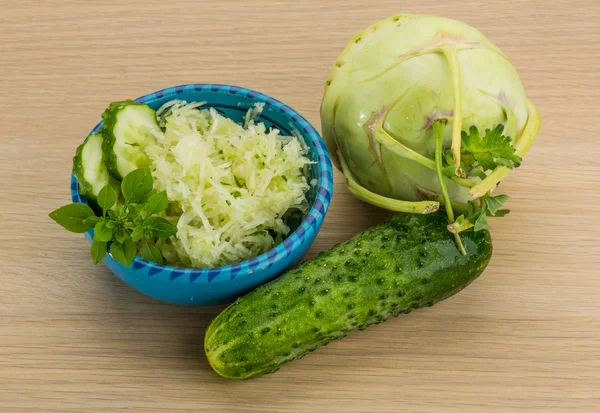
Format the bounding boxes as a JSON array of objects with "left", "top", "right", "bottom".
[{"left": 71, "top": 83, "right": 334, "bottom": 284}]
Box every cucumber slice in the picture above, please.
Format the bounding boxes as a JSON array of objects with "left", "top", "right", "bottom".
[
  {"left": 101, "top": 100, "right": 162, "bottom": 180},
  {"left": 73, "top": 133, "right": 111, "bottom": 200}
]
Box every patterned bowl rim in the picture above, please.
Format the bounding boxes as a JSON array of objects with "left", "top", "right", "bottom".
[{"left": 71, "top": 83, "right": 334, "bottom": 284}]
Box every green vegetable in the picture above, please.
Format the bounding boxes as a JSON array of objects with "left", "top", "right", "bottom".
[
  {"left": 49, "top": 203, "right": 96, "bottom": 233},
  {"left": 141, "top": 242, "right": 164, "bottom": 264},
  {"left": 101, "top": 100, "right": 162, "bottom": 180},
  {"left": 49, "top": 168, "right": 176, "bottom": 267},
  {"left": 72, "top": 133, "right": 119, "bottom": 212},
  {"left": 90, "top": 240, "right": 107, "bottom": 264},
  {"left": 320, "top": 14, "right": 541, "bottom": 242},
  {"left": 204, "top": 212, "right": 492, "bottom": 380},
  {"left": 460, "top": 125, "right": 522, "bottom": 171}
]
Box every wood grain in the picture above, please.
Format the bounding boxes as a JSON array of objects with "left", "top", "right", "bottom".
[{"left": 1, "top": 1, "right": 599, "bottom": 412}]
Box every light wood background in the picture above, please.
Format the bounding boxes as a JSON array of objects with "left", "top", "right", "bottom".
[{"left": 1, "top": 1, "right": 599, "bottom": 412}]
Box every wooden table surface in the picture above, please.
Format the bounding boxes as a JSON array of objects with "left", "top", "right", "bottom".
[{"left": 1, "top": 1, "right": 599, "bottom": 412}]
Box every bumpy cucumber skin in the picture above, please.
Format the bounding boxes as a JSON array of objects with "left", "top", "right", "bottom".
[
  {"left": 204, "top": 212, "right": 492, "bottom": 380},
  {"left": 101, "top": 100, "right": 157, "bottom": 180}
]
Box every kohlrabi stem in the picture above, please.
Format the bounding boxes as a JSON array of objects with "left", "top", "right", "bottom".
[
  {"left": 447, "top": 219, "right": 474, "bottom": 234},
  {"left": 337, "top": 149, "right": 440, "bottom": 214},
  {"left": 441, "top": 44, "right": 464, "bottom": 177},
  {"left": 433, "top": 121, "right": 466, "bottom": 255},
  {"left": 374, "top": 127, "right": 476, "bottom": 188},
  {"left": 470, "top": 99, "right": 541, "bottom": 198}
]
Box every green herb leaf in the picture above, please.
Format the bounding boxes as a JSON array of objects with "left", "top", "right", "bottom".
[
  {"left": 114, "top": 226, "right": 130, "bottom": 243},
  {"left": 122, "top": 239, "right": 137, "bottom": 265},
  {"left": 141, "top": 242, "right": 164, "bottom": 264},
  {"left": 462, "top": 192, "right": 511, "bottom": 232},
  {"left": 49, "top": 203, "right": 96, "bottom": 233},
  {"left": 131, "top": 225, "right": 144, "bottom": 240},
  {"left": 442, "top": 148, "right": 470, "bottom": 179},
  {"left": 132, "top": 203, "right": 146, "bottom": 216},
  {"left": 144, "top": 191, "right": 168, "bottom": 215},
  {"left": 83, "top": 215, "right": 101, "bottom": 228},
  {"left": 93, "top": 220, "right": 113, "bottom": 242},
  {"left": 130, "top": 225, "right": 144, "bottom": 240},
  {"left": 473, "top": 201, "right": 491, "bottom": 232},
  {"left": 121, "top": 168, "right": 153, "bottom": 204},
  {"left": 110, "top": 239, "right": 137, "bottom": 267},
  {"left": 483, "top": 194, "right": 510, "bottom": 216},
  {"left": 281, "top": 175, "right": 288, "bottom": 182},
  {"left": 461, "top": 125, "right": 522, "bottom": 171},
  {"left": 231, "top": 190, "right": 242, "bottom": 198},
  {"left": 136, "top": 189, "right": 156, "bottom": 205},
  {"left": 150, "top": 217, "right": 177, "bottom": 238},
  {"left": 493, "top": 209, "right": 511, "bottom": 217},
  {"left": 97, "top": 184, "right": 117, "bottom": 214},
  {"left": 90, "top": 240, "right": 107, "bottom": 264}
]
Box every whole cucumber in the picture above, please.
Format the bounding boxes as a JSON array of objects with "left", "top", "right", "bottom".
[{"left": 205, "top": 212, "right": 492, "bottom": 379}]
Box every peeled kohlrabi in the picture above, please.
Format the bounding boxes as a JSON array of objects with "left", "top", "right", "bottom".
[{"left": 320, "top": 14, "right": 541, "bottom": 221}]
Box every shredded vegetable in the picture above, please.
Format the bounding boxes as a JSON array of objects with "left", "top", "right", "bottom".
[{"left": 144, "top": 101, "right": 312, "bottom": 268}]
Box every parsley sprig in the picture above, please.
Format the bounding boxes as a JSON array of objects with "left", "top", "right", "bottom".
[
  {"left": 461, "top": 124, "right": 522, "bottom": 171},
  {"left": 435, "top": 123, "right": 521, "bottom": 252},
  {"left": 444, "top": 124, "right": 521, "bottom": 179},
  {"left": 49, "top": 168, "right": 176, "bottom": 267},
  {"left": 448, "top": 192, "right": 511, "bottom": 235}
]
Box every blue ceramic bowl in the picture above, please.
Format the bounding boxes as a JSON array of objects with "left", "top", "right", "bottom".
[{"left": 71, "top": 84, "right": 333, "bottom": 306}]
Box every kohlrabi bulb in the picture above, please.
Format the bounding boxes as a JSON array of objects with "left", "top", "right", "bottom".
[{"left": 321, "top": 14, "right": 540, "bottom": 212}]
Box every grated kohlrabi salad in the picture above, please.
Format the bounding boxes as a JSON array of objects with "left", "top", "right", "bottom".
[{"left": 143, "top": 101, "right": 312, "bottom": 268}]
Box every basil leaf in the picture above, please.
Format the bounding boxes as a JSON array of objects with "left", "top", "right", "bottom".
[
  {"left": 110, "top": 239, "right": 137, "bottom": 267},
  {"left": 93, "top": 220, "right": 113, "bottom": 242},
  {"left": 110, "top": 241, "right": 127, "bottom": 266},
  {"left": 130, "top": 225, "right": 144, "bottom": 240},
  {"left": 49, "top": 203, "right": 96, "bottom": 233},
  {"left": 122, "top": 239, "right": 137, "bottom": 266},
  {"left": 137, "top": 189, "right": 156, "bottom": 205},
  {"left": 150, "top": 217, "right": 177, "bottom": 238},
  {"left": 114, "top": 226, "right": 130, "bottom": 243},
  {"left": 144, "top": 191, "right": 168, "bottom": 215},
  {"left": 121, "top": 168, "right": 153, "bottom": 204},
  {"left": 90, "top": 240, "right": 107, "bottom": 264},
  {"left": 97, "top": 184, "right": 117, "bottom": 214},
  {"left": 83, "top": 215, "right": 100, "bottom": 227},
  {"left": 132, "top": 203, "right": 146, "bottom": 216},
  {"left": 141, "top": 242, "right": 164, "bottom": 264}
]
